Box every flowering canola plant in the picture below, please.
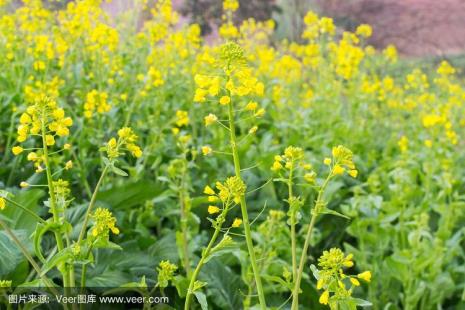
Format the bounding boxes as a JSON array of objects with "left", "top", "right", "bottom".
[{"left": 0, "top": 0, "right": 463, "bottom": 309}]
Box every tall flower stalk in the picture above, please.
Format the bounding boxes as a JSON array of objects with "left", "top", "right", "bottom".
[
  {"left": 226, "top": 100, "right": 267, "bottom": 308},
  {"left": 184, "top": 177, "right": 243, "bottom": 309},
  {"left": 189, "top": 41, "right": 267, "bottom": 309},
  {"left": 289, "top": 145, "right": 358, "bottom": 309}
]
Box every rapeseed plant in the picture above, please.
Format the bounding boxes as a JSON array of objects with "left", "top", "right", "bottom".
[{"left": 1, "top": 1, "right": 464, "bottom": 309}]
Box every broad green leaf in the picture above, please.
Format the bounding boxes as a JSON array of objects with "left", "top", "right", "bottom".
[
  {"left": 194, "top": 291, "right": 208, "bottom": 310},
  {"left": 2, "top": 189, "right": 44, "bottom": 235},
  {"left": 0, "top": 229, "right": 29, "bottom": 276},
  {"left": 200, "top": 258, "right": 243, "bottom": 309}
]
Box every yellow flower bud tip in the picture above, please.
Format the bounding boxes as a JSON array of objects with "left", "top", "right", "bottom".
[
  {"left": 208, "top": 205, "right": 220, "bottom": 214},
  {"left": 204, "top": 113, "right": 218, "bottom": 126},
  {"left": 12, "top": 146, "right": 24, "bottom": 155},
  {"left": 255, "top": 108, "right": 265, "bottom": 117},
  {"left": 245, "top": 101, "right": 258, "bottom": 110},
  {"left": 65, "top": 161, "right": 73, "bottom": 170},
  {"left": 350, "top": 277, "right": 360, "bottom": 286},
  {"left": 203, "top": 185, "right": 216, "bottom": 195},
  {"left": 64, "top": 143, "right": 71, "bottom": 150},
  {"left": 357, "top": 271, "right": 372, "bottom": 282},
  {"left": 319, "top": 290, "right": 329, "bottom": 305},
  {"left": 27, "top": 152, "right": 38, "bottom": 162},
  {"left": 202, "top": 146, "right": 212, "bottom": 155},
  {"left": 317, "top": 278, "right": 324, "bottom": 290},
  {"left": 0, "top": 197, "right": 6, "bottom": 210},
  {"left": 219, "top": 96, "right": 231, "bottom": 105},
  {"left": 348, "top": 169, "right": 358, "bottom": 178},
  {"left": 45, "top": 135, "right": 55, "bottom": 146},
  {"left": 271, "top": 161, "right": 283, "bottom": 171},
  {"left": 249, "top": 126, "right": 258, "bottom": 134},
  {"left": 232, "top": 218, "right": 242, "bottom": 227},
  {"left": 343, "top": 260, "right": 354, "bottom": 267},
  {"left": 302, "top": 163, "right": 312, "bottom": 170},
  {"left": 333, "top": 164, "right": 345, "bottom": 175},
  {"left": 208, "top": 195, "right": 218, "bottom": 202},
  {"left": 20, "top": 182, "right": 29, "bottom": 188},
  {"left": 324, "top": 158, "right": 332, "bottom": 165}
]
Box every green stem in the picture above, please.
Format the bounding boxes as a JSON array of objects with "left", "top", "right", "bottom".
[
  {"left": 80, "top": 264, "right": 88, "bottom": 291},
  {"left": 179, "top": 164, "right": 191, "bottom": 276},
  {"left": 41, "top": 109, "right": 70, "bottom": 289},
  {"left": 288, "top": 164, "right": 297, "bottom": 284},
  {"left": 291, "top": 174, "right": 331, "bottom": 310},
  {"left": 184, "top": 222, "right": 222, "bottom": 310},
  {"left": 227, "top": 102, "right": 267, "bottom": 309},
  {"left": 291, "top": 212, "right": 318, "bottom": 310},
  {"left": 77, "top": 165, "right": 109, "bottom": 244},
  {"left": 3, "top": 197, "right": 45, "bottom": 224}
]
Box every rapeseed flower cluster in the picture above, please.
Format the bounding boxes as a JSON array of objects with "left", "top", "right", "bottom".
[
  {"left": 91, "top": 207, "right": 120, "bottom": 237},
  {"left": 316, "top": 248, "right": 371, "bottom": 306},
  {"left": 105, "top": 127, "right": 142, "bottom": 160}
]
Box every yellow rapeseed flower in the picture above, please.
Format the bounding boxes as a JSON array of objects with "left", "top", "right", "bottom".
[
  {"left": 12, "top": 146, "right": 24, "bottom": 155},
  {"left": 219, "top": 96, "right": 231, "bottom": 105},
  {"left": 204, "top": 113, "right": 218, "bottom": 126},
  {"left": 350, "top": 278, "right": 360, "bottom": 286},
  {"left": 208, "top": 205, "right": 220, "bottom": 214},
  {"left": 204, "top": 185, "right": 216, "bottom": 195},
  {"left": 357, "top": 271, "right": 372, "bottom": 282},
  {"left": 319, "top": 290, "right": 329, "bottom": 305},
  {"left": 202, "top": 146, "right": 212, "bottom": 155},
  {"left": 232, "top": 218, "right": 242, "bottom": 227},
  {"left": 333, "top": 164, "right": 345, "bottom": 175}
]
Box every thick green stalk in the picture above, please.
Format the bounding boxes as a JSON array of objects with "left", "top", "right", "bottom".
[
  {"left": 227, "top": 103, "right": 267, "bottom": 309},
  {"left": 288, "top": 164, "right": 297, "bottom": 283},
  {"left": 184, "top": 223, "right": 222, "bottom": 309},
  {"left": 41, "top": 110, "right": 70, "bottom": 289},
  {"left": 179, "top": 166, "right": 191, "bottom": 276}
]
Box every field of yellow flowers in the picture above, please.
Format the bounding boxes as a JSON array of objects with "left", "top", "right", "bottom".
[{"left": 0, "top": 0, "right": 464, "bottom": 309}]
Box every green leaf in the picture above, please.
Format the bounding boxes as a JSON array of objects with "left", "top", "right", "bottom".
[
  {"left": 0, "top": 229, "right": 29, "bottom": 276},
  {"left": 2, "top": 189, "right": 44, "bottom": 235},
  {"left": 102, "top": 157, "right": 111, "bottom": 166},
  {"left": 173, "top": 275, "right": 190, "bottom": 298},
  {"left": 194, "top": 291, "right": 209, "bottom": 310},
  {"left": 99, "top": 180, "right": 163, "bottom": 210},
  {"left": 33, "top": 221, "right": 63, "bottom": 263},
  {"left": 111, "top": 165, "right": 128, "bottom": 177},
  {"left": 40, "top": 248, "right": 73, "bottom": 276},
  {"left": 86, "top": 270, "right": 129, "bottom": 287},
  {"left": 320, "top": 208, "right": 351, "bottom": 219},
  {"left": 353, "top": 298, "right": 373, "bottom": 307},
  {"left": 200, "top": 258, "right": 243, "bottom": 309}
]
